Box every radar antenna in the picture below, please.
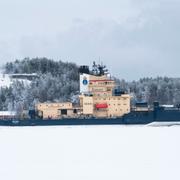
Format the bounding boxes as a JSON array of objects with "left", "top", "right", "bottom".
[{"left": 92, "top": 61, "right": 109, "bottom": 76}]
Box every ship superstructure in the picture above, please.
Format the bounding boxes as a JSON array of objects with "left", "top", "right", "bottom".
[
  {"left": 79, "top": 62, "right": 130, "bottom": 118},
  {"left": 36, "top": 62, "right": 131, "bottom": 119}
]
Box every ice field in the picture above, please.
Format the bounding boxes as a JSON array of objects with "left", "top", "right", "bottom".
[{"left": 0, "top": 125, "right": 180, "bottom": 180}]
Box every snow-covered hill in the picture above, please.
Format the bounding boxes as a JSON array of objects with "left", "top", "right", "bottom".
[
  {"left": 0, "top": 74, "right": 32, "bottom": 88},
  {"left": 0, "top": 125, "right": 180, "bottom": 180},
  {"left": 0, "top": 74, "right": 11, "bottom": 87}
]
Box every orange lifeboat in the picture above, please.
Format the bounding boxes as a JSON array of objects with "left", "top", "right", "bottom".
[{"left": 95, "top": 103, "right": 108, "bottom": 109}]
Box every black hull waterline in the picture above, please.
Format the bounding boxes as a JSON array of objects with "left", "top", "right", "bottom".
[
  {"left": 1, "top": 109, "right": 180, "bottom": 126},
  {"left": 0, "top": 118, "right": 151, "bottom": 126}
]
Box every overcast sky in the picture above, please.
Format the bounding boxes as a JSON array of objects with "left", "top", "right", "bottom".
[{"left": 0, "top": 0, "right": 180, "bottom": 80}]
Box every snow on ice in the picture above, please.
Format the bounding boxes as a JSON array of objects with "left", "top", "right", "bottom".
[{"left": 0, "top": 125, "right": 180, "bottom": 180}]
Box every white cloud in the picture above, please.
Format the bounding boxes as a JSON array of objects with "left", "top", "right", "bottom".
[{"left": 0, "top": 0, "right": 179, "bottom": 80}]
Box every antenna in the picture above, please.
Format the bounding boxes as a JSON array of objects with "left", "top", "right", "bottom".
[{"left": 91, "top": 59, "right": 109, "bottom": 76}]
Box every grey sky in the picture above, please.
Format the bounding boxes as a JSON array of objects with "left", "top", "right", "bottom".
[{"left": 0, "top": 0, "right": 180, "bottom": 80}]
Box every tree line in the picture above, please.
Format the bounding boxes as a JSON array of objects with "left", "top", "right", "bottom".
[
  {"left": 117, "top": 77, "right": 180, "bottom": 105},
  {"left": 0, "top": 57, "right": 180, "bottom": 111},
  {"left": 1, "top": 58, "right": 79, "bottom": 111}
]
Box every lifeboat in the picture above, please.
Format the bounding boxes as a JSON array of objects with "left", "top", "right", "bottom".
[{"left": 95, "top": 103, "right": 108, "bottom": 109}]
